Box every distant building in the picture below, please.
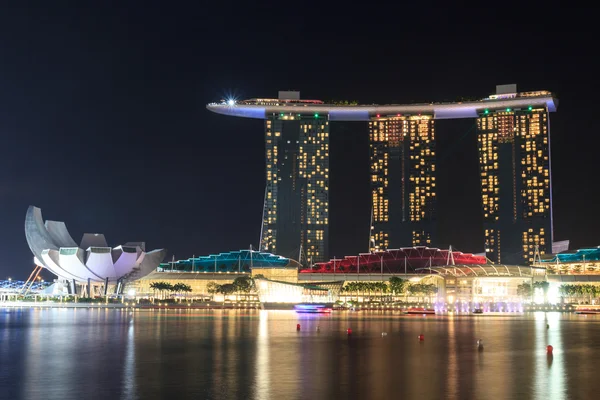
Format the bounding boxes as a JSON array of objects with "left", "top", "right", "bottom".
[{"left": 538, "top": 246, "right": 600, "bottom": 274}]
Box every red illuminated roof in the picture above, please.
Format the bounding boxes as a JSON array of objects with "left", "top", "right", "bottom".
[{"left": 300, "top": 247, "right": 488, "bottom": 274}]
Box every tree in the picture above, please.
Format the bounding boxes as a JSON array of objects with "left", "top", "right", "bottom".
[
  {"left": 517, "top": 283, "right": 532, "bottom": 300},
  {"left": 389, "top": 277, "right": 406, "bottom": 299},
  {"left": 342, "top": 282, "right": 356, "bottom": 302},
  {"left": 173, "top": 283, "right": 192, "bottom": 295},
  {"left": 217, "top": 283, "right": 236, "bottom": 296},
  {"left": 404, "top": 283, "right": 412, "bottom": 302},
  {"left": 424, "top": 283, "right": 438, "bottom": 303},
  {"left": 149, "top": 281, "right": 175, "bottom": 299},
  {"left": 233, "top": 276, "right": 254, "bottom": 300},
  {"left": 408, "top": 283, "right": 422, "bottom": 302},
  {"left": 164, "top": 282, "right": 175, "bottom": 294},
  {"left": 206, "top": 281, "right": 219, "bottom": 297},
  {"left": 149, "top": 282, "right": 159, "bottom": 298}
]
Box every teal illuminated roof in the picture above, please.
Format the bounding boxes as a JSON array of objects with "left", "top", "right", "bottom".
[
  {"left": 540, "top": 247, "right": 600, "bottom": 263},
  {"left": 159, "top": 250, "right": 291, "bottom": 273}
]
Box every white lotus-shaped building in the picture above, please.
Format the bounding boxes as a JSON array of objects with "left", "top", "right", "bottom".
[{"left": 25, "top": 206, "right": 166, "bottom": 284}]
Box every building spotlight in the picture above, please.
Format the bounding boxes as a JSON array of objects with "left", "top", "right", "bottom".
[{"left": 227, "top": 99, "right": 236, "bottom": 106}]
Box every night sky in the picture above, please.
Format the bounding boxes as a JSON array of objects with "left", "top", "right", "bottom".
[{"left": 0, "top": 3, "right": 596, "bottom": 279}]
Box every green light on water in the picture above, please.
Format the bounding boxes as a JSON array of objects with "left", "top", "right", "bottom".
[
  {"left": 506, "top": 108, "right": 511, "bottom": 112},
  {"left": 314, "top": 113, "right": 319, "bottom": 118},
  {"left": 528, "top": 106, "right": 533, "bottom": 111},
  {"left": 280, "top": 113, "right": 284, "bottom": 117},
  {"left": 484, "top": 109, "right": 489, "bottom": 114}
]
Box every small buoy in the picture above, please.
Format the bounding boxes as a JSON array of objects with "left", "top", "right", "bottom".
[
  {"left": 381, "top": 332, "right": 387, "bottom": 337},
  {"left": 347, "top": 328, "right": 352, "bottom": 335},
  {"left": 477, "top": 339, "right": 483, "bottom": 346},
  {"left": 296, "top": 324, "right": 301, "bottom": 331},
  {"left": 418, "top": 334, "right": 424, "bottom": 341},
  {"left": 547, "top": 345, "right": 553, "bottom": 354}
]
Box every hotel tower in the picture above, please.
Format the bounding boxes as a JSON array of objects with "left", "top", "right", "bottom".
[
  {"left": 477, "top": 85, "right": 553, "bottom": 264},
  {"left": 369, "top": 115, "right": 436, "bottom": 251},
  {"left": 260, "top": 92, "right": 329, "bottom": 263}
]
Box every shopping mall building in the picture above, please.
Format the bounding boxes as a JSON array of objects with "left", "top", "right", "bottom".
[{"left": 129, "top": 246, "right": 548, "bottom": 305}]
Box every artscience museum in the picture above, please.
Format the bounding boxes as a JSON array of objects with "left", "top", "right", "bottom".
[{"left": 25, "top": 206, "right": 166, "bottom": 295}]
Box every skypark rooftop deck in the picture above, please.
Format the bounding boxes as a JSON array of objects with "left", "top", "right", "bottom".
[{"left": 207, "top": 90, "right": 558, "bottom": 121}]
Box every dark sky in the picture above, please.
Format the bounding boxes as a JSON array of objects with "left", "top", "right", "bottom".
[{"left": 0, "top": 3, "right": 596, "bottom": 279}]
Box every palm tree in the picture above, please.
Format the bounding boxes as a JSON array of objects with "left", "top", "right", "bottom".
[
  {"left": 173, "top": 283, "right": 183, "bottom": 296},
  {"left": 150, "top": 282, "right": 167, "bottom": 299},
  {"left": 558, "top": 284, "right": 567, "bottom": 302},
  {"left": 575, "top": 285, "right": 584, "bottom": 303},
  {"left": 173, "top": 283, "right": 192, "bottom": 298},
  {"left": 149, "top": 282, "right": 159, "bottom": 298},
  {"left": 584, "top": 284, "right": 593, "bottom": 304},
  {"left": 346, "top": 282, "right": 357, "bottom": 302},
  {"left": 378, "top": 282, "right": 389, "bottom": 301},
  {"left": 360, "top": 282, "right": 368, "bottom": 302}
]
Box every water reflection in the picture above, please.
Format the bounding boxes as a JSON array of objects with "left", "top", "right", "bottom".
[
  {"left": 2, "top": 310, "right": 600, "bottom": 399},
  {"left": 122, "top": 316, "right": 136, "bottom": 399},
  {"left": 446, "top": 313, "right": 458, "bottom": 397},
  {"left": 533, "top": 312, "right": 565, "bottom": 399},
  {"left": 254, "top": 310, "right": 270, "bottom": 400}
]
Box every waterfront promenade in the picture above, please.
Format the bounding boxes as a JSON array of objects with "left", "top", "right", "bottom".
[{"left": 0, "top": 299, "right": 577, "bottom": 313}]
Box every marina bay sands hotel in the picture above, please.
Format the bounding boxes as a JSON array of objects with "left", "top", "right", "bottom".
[{"left": 207, "top": 84, "right": 558, "bottom": 266}]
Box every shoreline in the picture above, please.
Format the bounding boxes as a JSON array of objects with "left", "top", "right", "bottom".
[{"left": 0, "top": 301, "right": 578, "bottom": 313}]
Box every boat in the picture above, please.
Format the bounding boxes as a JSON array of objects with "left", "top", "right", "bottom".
[
  {"left": 294, "top": 303, "right": 333, "bottom": 313},
  {"left": 404, "top": 307, "right": 435, "bottom": 315},
  {"left": 574, "top": 305, "right": 600, "bottom": 315},
  {"left": 473, "top": 308, "right": 484, "bottom": 314}
]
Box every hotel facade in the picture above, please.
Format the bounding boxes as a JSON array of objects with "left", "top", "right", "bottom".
[{"left": 207, "top": 85, "right": 558, "bottom": 265}]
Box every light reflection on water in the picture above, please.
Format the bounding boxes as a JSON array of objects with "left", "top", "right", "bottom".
[{"left": 1, "top": 309, "right": 600, "bottom": 399}]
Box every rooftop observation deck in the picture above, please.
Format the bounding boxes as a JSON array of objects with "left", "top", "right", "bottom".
[{"left": 206, "top": 90, "right": 558, "bottom": 121}]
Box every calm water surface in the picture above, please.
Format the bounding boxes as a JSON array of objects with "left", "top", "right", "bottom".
[{"left": 1, "top": 308, "right": 600, "bottom": 399}]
